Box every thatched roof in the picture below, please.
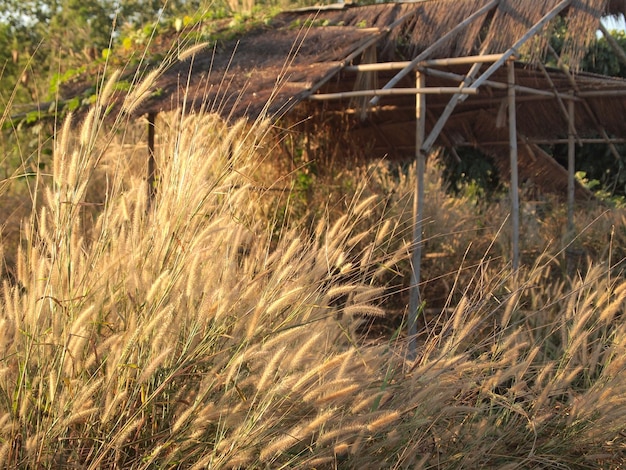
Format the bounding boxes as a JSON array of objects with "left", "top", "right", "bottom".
[
  {"left": 134, "top": 0, "right": 626, "bottom": 118},
  {"left": 126, "top": 0, "right": 626, "bottom": 196}
]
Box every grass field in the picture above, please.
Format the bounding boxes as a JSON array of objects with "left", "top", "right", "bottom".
[{"left": 1, "top": 50, "right": 626, "bottom": 469}]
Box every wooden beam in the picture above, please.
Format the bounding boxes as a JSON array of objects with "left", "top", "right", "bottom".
[
  {"left": 508, "top": 61, "right": 520, "bottom": 272},
  {"left": 408, "top": 70, "right": 426, "bottom": 361},
  {"left": 309, "top": 87, "right": 478, "bottom": 101},
  {"left": 421, "top": 61, "right": 484, "bottom": 153},
  {"left": 344, "top": 61, "right": 412, "bottom": 72},
  {"left": 370, "top": 0, "right": 500, "bottom": 106},
  {"left": 466, "top": 0, "right": 573, "bottom": 92}
]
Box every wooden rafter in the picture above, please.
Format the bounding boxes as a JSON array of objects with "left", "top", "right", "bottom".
[
  {"left": 370, "top": 0, "right": 501, "bottom": 106},
  {"left": 422, "top": 0, "right": 573, "bottom": 153}
]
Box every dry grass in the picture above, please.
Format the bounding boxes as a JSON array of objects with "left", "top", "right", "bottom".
[{"left": 0, "top": 60, "right": 626, "bottom": 469}]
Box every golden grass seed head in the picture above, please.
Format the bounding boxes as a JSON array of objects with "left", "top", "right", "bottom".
[
  {"left": 366, "top": 410, "right": 400, "bottom": 432},
  {"left": 101, "top": 389, "right": 128, "bottom": 424},
  {"left": 137, "top": 347, "right": 172, "bottom": 385},
  {"left": 599, "top": 288, "right": 626, "bottom": 324},
  {"left": 333, "top": 442, "right": 350, "bottom": 455},
  {"left": 342, "top": 304, "right": 386, "bottom": 318},
  {"left": 255, "top": 346, "right": 286, "bottom": 394},
  {"left": 123, "top": 68, "right": 162, "bottom": 116},
  {"left": 260, "top": 429, "right": 302, "bottom": 462},
  {"left": 315, "top": 383, "right": 360, "bottom": 406},
  {"left": 99, "top": 69, "right": 122, "bottom": 105},
  {"left": 306, "top": 456, "right": 335, "bottom": 466},
  {"left": 113, "top": 417, "right": 145, "bottom": 449},
  {"left": 352, "top": 286, "right": 386, "bottom": 305},
  {"left": 80, "top": 108, "right": 96, "bottom": 148},
  {"left": 266, "top": 286, "right": 305, "bottom": 316},
  {"left": 318, "top": 424, "right": 363, "bottom": 446}
]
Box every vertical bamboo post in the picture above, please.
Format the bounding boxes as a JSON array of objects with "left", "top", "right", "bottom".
[
  {"left": 567, "top": 97, "right": 576, "bottom": 234},
  {"left": 408, "top": 70, "right": 426, "bottom": 361},
  {"left": 508, "top": 61, "right": 520, "bottom": 271},
  {"left": 147, "top": 112, "right": 157, "bottom": 207}
]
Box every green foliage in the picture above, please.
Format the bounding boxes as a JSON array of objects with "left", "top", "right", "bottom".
[
  {"left": 442, "top": 148, "right": 503, "bottom": 200},
  {"left": 576, "top": 170, "right": 626, "bottom": 207},
  {"left": 552, "top": 140, "right": 626, "bottom": 200},
  {"left": 49, "top": 65, "right": 87, "bottom": 95}
]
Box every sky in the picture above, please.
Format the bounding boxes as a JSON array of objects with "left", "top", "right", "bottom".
[{"left": 602, "top": 15, "right": 626, "bottom": 32}]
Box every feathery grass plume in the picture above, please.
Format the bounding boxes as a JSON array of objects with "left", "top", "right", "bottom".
[
  {"left": 352, "top": 286, "right": 386, "bottom": 305},
  {"left": 101, "top": 389, "right": 129, "bottom": 425},
  {"left": 315, "top": 383, "right": 360, "bottom": 406},
  {"left": 122, "top": 67, "right": 162, "bottom": 116},
  {"left": 266, "top": 286, "right": 305, "bottom": 316},
  {"left": 137, "top": 347, "right": 172, "bottom": 385},
  {"left": 99, "top": 69, "right": 122, "bottom": 105},
  {"left": 366, "top": 410, "right": 400, "bottom": 432},
  {"left": 287, "top": 331, "right": 323, "bottom": 370},
  {"left": 599, "top": 282, "right": 626, "bottom": 323},
  {"left": 254, "top": 346, "right": 286, "bottom": 394},
  {"left": 291, "top": 354, "right": 346, "bottom": 393},
  {"left": 146, "top": 270, "right": 171, "bottom": 305},
  {"left": 317, "top": 424, "right": 364, "bottom": 447},
  {"left": 342, "top": 304, "right": 385, "bottom": 317},
  {"left": 79, "top": 108, "right": 97, "bottom": 148},
  {"left": 178, "top": 42, "right": 209, "bottom": 62},
  {"left": 260, "top": 409, "right": 334, "bottom": 462},
  {"left": 113, "top": 417, "right": 145, "bottom": 449}
]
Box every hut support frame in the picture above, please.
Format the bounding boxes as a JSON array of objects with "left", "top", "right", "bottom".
[
  {"left": 568, "top": 97, "right": 576, "bottom": 235},
  {"left": 508, "top": 61, "right": 520, "bottom": 271},
  {"left": 408, "top": 70, "right": 426, "bottom": 360}
]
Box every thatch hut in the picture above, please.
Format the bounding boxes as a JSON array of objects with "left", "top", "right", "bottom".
[
  {"left": 132, "top": 0, "right": 626, "bottom": 196},
  {"left": 112, "top": 0, "right": 626, "bottom": 356}
]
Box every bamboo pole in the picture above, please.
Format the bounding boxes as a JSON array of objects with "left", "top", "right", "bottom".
[
  {"left": 453, "top": 137, "right": 626, "bottom": 145},
  {"left": 421, "top": 0, "right": 573, "bottom": 154},
  {"left": 344, "top": 61, "right": 412, "bottom": 72},
  {"left": 508, "top": 61, "right": 520, "bottom": 272},
  {"left": 577, "top": 89, "right": 626, "bottom": 98},
  {"left": 370, "top": 0, "right": 500, "bottom": 106},
  {"left": 465, "top": 0, "right": 572, "bottom": 92},
  {"left": 419, "top": 66, "right": 576, "bottom": 99},
  {"left": 147, "top": 112, "right": 157, "bottom": 206},
  {"left": 420, "top": 53, "right": 508, "bottom": 67},
  {"left": 309, "top": 87, "right": 478, "bottom": 101},
  {"left": 343, "top": 53, "right": 507, "bottom": 73},
  {"left": 408, "top": 70, "right": 426, "bottom": 361},
  {"left": 421, "top": 61, "right": 484, "bottom": 153},
  {"left": 567, "top": 97, "right": 576, "bottom": 234}
]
